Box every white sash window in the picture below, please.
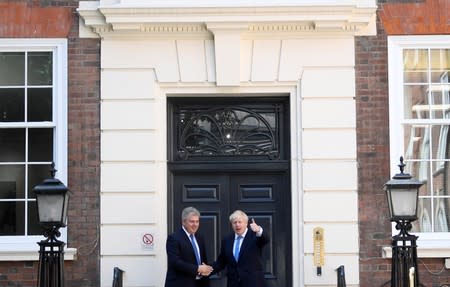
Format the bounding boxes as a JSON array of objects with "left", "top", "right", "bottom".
[{"left": 389, "top": 36, "right": 450, "bottom": 248}]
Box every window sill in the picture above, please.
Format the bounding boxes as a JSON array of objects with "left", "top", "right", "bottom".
[
  {"left": 382, "top": 246, "right": 450, "bottom": 258},
  {"left": 0, "top": 248, "right": 77, "bottom": 261}
]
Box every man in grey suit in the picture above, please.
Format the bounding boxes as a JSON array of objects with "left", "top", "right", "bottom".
[{"left": 165, "top": 207, "right": 213, "bottom": 287}]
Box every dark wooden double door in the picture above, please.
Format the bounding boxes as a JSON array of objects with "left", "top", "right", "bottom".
[{"left": 170, "top": 170, "right": 291, "bottom": 287}]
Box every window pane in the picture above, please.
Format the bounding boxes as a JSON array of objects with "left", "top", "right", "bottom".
[
  {"left": 431, "top": 125, "right": 449, "bottom": 160},
  {"left": 0, "top": 165, "right": 25, "bottom": 198},
  {"left": 0, "top": 181, "right": 17, "bottom": 200},
  {"left": 434, "top": 197, "right": 450, "bottom": 232},
  {"left": 430, "top": 49, "right": 450, "bottom": 83},
  {"left": 429, "top": 88, "right": 449, "bottom": 119},
  {"left": 403, "top": 124, "right": 430, "bottom": 160},
  {"left": 27, "top": 52, "right": 52, "bottom": 85},
  {"left": 28, "top": 201, "right": 41, "bottom": 235},
  {"left": 27, "top": 88, "right": 52, "bottom": 121},
  {"left": 432, "top": 161, "right": 448, "bottom": 196},
  {"left": 0, "top": 202, "right": 21, "bottom": 235},
  {"left": 403, "top": 49, "right": 428, "bottom": 83},
  {"left": 404, "top": 85, "right": 429, "bottom": 119},
  {"left": 0, "top": 52, "right": 25, "bottom": 86},
  {"left": 413, "top": 197, "right": 432, "bottom": 232},
  {"left": 405, "top": 161, "right": 430, "bottom": 196},
  {"left": 0, "top": 129, "right": 25, "bottom": 162},
  {"left": 29, "top": 128, "right": 53, "bottom": 162},
  {"left": 0, "top": 88, "right": 25, "bottom": 122},
  {"left": 28, "top": 164, "right": 52, "bottom": 199}
]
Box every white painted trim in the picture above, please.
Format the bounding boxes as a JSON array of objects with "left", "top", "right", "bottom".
[
  {"left": 78, "top": 1, "right": 376, "bottom": 37},
  {"left": 291, "top": 79, "right": 304, "bottom": 287},
  {"left": 0, "top": 247, "right": 77, "bottom": 261},
  {"left": 114, "top": 0, "right": 376, "bottom": 8},
  {"left": 382, "top": 246, "right": 450, "bottom": 259}
]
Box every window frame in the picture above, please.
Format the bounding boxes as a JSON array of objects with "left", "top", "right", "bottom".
[
  {"left": 388, "top": 35, "right": 450, "bottom": 248},
  {"left": 0, "top": 38, "right": 68, "bottom": 252}
]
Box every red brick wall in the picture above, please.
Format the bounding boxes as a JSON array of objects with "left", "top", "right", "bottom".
[
  {"left": 357, "top": 0, "right": 450, "bottom": 286},
  {"left": 379, "top": 0, "right": 450, "bottom": 35},
  {"left": 0, "top": 2, "right": 72, "bottom": 38},
  {"left": 356, "top": 12, "right": 392, "bottom": 286},
  {"left": 0, "top": 1, "right": 101, "bottom": 287}
]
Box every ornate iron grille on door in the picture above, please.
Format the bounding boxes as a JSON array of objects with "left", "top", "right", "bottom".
[{"left": 174, "top": 102, "right": 283, "bottom": 161}]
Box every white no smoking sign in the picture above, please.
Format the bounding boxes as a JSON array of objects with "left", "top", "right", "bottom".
[{"left": 141, "top": 233, "right": 154, "bottom": 250}]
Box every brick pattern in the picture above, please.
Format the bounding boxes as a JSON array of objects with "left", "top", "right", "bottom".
[
  {"left": 0, "top": 262, "right": 37, "bottom": 287},
  {"left": 0, "top": 2, "right": 72, "bottom": 37},
  {"left": 356, "top": 13, "right": 392, "bottom": 287},
  {"left": 357, "top": 2, "right": 450, "bottom": 287},
  {"left": 0, "top": 1, "right": 101, "bottom": 287},
  {"left": 379, "top": 0, "right": 450, "bottom": 34}
]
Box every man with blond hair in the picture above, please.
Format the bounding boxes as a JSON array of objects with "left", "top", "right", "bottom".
[{"left": 212, "top": 210, "right": 269, "bottom": 287}]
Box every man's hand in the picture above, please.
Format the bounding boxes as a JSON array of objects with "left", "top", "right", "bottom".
[
  {"left": 198, "top": 263, "right": 213, "bottom": 276},
  {"left": 249, "top": 218, "right": 261, "bottom": 233}
]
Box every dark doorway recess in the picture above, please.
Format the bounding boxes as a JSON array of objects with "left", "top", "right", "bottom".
[{"left": 167, "top": 96, "right": 292, "bottom": 287}]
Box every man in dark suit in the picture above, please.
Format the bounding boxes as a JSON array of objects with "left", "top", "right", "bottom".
[
  {"left": 165, "top": 207, "right": 213, "bottom": 287},
  {"left": 212, "top": 210, "right": 269, "bottom": 287}
]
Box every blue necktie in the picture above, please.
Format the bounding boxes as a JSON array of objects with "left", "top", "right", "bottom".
[
  {"left": 190, "top": 234, "right": 201, "bottom": 265},
  {"left": 234, "top": 235, "right": 242, "bottom": 261}
]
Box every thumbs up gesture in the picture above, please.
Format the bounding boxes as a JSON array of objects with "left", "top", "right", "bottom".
[{"left": 249, "top": 218, "right": 261, "bottom": 233}]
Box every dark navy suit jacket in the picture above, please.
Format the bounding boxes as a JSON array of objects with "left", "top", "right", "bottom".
[
  {"left": 212, "top": 230, "right": 269, "bottom": 287},
  {"left": 165, "top": 228, "right": 210, "bottom": 287}
]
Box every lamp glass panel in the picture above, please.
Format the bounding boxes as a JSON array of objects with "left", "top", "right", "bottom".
[
  {"left": 390, "top": 188, "right": 418, "bottom": 217},
  {"left": 386, "top": 188, "right": 393, "bottom": 217},
  {"left": 37, "top": 193, "right": 64, "bottom": 223}
]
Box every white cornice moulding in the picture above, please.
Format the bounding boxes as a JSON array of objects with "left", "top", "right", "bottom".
[
  {"left": 78, "top": 1, "right": 377, "bottom": 37},
  {"left": 102, "top": 0, "right": 376, "bottom": 8},
  {"left": 382, "top": 246, "right": 450, "bottom": 259},
  {"left": 0, "top": 248, "right": 77, "bottom": 261}
]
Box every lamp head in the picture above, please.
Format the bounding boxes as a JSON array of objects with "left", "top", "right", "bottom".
[
  {"left": 384, "top": 157, "right": 423, "bottom": 222},
  {"left": 33, "top": 163, "right": 69, "bottom": 229}
]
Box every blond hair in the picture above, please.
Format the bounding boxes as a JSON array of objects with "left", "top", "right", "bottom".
[{"left": 229, "top": 210, "right": 248, "bottom": 223}]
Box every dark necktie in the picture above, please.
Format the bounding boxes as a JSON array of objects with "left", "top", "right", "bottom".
[
  {"left": 190, "top": 234, "right": 201, "bottom": 265},
  {"left": 234, "top": 235, "right": 242, "bottom": 261}
]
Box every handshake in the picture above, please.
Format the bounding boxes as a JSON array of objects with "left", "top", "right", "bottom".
[{"left": 197, "top": 263, "right": 213, "bottom": 276}]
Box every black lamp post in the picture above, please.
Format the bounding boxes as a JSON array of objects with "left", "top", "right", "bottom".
[
  {"left": 384, "top": 157, "right": 423, "bottom": 287},
  {"left": 33, "top": 163, "right": 69, "bottom": 287}
]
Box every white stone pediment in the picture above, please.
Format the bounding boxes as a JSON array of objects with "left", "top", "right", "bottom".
[{"left": 78, "top": 0, "right": 377, "bottom": 37}]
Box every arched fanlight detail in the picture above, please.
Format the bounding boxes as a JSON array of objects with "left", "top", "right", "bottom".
[{"left": 176, "top": 105, "right": 280, "bottom": 160}]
